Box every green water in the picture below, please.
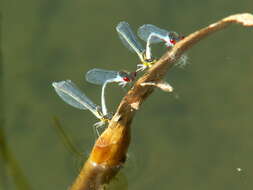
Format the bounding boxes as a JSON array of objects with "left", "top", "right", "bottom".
[{"left": 2, "top": 0, "right": 253, "bottom": 189}]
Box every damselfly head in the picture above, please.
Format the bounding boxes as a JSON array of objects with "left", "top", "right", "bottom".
[
  {"left": 116, "top": 71, "right": 136, "bottom": 87},
  {"left": 165, "top": 32, "right": 184, "bottom": 47},
  {"left": 123, "top": 76, "right": 131, "bottom": 82},
  {"left": 119, "top": 71, "right": 135, "bottom": 82},
  {"left": 169, "top": 39, "right": 177, "bottom": 45}
]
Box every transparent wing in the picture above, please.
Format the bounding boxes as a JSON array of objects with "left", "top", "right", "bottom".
[
  {"left": 52, "top": 80, "right": 102, "bottom": 119},
  {"left": 138, "top": 24, "right": 170, "bottom": 43},
  {"left": 85, "top": 68, "right": 119, "bottom": 85},
  {"left": 116, "top": 21, "right": 145, "bottom": 56}
]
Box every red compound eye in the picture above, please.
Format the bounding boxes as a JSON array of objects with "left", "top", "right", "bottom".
[
  {"left": 123, "top": 77, "right": 130, "bottom": 82},
  {"left": 170, "top": 39, "right": 176, "bottom": 45}
]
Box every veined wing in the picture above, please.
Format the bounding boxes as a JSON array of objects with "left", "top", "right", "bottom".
[
  {"left": 52, "top": 80, "right": 102, "bottom": 119},
  {"left": 116, "top": 21, "right": 145, "bottom": 56},
  {"left": 138, "top": 24, "right": 170, "bottom": 43},
  {"left": 85, "top": 68, "right": 119, "bottom": 85}
]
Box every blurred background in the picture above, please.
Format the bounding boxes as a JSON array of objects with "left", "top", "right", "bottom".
[{"left": 1, "top": 0, "right": 253, "bottom": 189}]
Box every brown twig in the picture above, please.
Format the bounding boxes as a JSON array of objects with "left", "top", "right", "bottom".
[{"left": 70, "top": 13, "right": 253, "bottom": 190}]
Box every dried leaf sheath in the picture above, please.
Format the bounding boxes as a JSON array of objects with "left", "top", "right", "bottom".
[{"left": 70, "top": 13, "right": 253, "bottom": 190}]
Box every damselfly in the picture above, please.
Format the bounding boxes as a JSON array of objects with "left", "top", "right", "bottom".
[
  {"left": 138, "top": 25, "right": 181, "bottom": 53},
  {"left": 116, "top": 21, "right": 156, "bottom": 71},
  {"left": 52, "top": 80, "right": 111, "bottom": 135},
  {"left": 85, "top": 68, "right": 135, "bottom": 116},
  {"left": 138, "top": 24, "right": 186, "bottom": 67}
]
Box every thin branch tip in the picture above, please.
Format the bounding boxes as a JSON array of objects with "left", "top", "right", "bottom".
[{"left": 225, "top": 13, "right": 253, "bottom": 26}]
